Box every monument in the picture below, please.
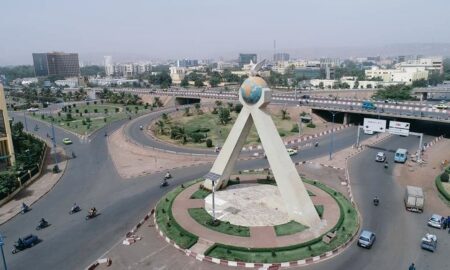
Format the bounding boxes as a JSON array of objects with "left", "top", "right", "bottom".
[{"left": 203, "top": 62, "right": 321, "bottom": 227}]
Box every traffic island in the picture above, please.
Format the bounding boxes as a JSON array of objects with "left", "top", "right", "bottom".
[{"left": 154, "top": 176, "right": 359, "bottom": 267}]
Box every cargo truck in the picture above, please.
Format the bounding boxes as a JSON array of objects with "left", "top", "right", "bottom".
[{"left": 404, "top": 185, "right": 424, "bottom": 212}]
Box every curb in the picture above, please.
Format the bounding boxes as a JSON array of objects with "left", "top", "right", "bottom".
[{"left": 153, "top": 207, "right": 358, "bottom": 269}]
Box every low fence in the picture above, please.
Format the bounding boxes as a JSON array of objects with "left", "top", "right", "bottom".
[{"left": 0, "top": 136, "right": 48, "bottom": 207}]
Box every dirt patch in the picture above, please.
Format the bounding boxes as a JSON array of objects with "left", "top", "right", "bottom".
[
  {"left": 395, "top": 138, "right": 450, "bottom": 212},
  {"left": 107, "top": 126, "right": 214, "bottom": 179}
]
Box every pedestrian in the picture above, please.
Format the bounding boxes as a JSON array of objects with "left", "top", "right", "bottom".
[{"left": 409, "top": 263, "right": 416, "bottom": 270}]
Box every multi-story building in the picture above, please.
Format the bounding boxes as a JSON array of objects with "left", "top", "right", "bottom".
[
  {"left": 396, "top": 57, "right": 443, "bottom": 74},
  {"left": 176, "top": 59, "right": 199, "bottom": 68},
  {"left": 169, "top": 66, "right": 186, "bottom": 84},
  {"left": 0, "top": 84, "right": 15, "bottom": 169},
  {"left": 104, "top": 56, "right": 114, "bottom": 76},
  {"left": 32, "top": 52, "right": 80, "bottom": 77},
  {"left": 273, "top": 53, "right": 290, "bottom": 62},
  {"left": 238, "top": 53, "right": 257, "bottom": 67},
  {"left": 320, "top": 58, "right": 341, "bottom": 68},
  {"left": 365, "top": 66, "right": 429, "bottom": 85},
  {"left": 111, "top": 63, "right": 152, "bottom": 77}
]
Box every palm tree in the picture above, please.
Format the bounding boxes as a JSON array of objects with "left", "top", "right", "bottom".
[
  {"left": 280, "top": 109, "right": 289, "bottom": 120},
  {"left": 155, "top": 120, "right": 165, "bottom": 135}
]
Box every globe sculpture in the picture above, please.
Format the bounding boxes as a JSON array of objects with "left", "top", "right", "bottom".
[{"left": 239, "top": 77, "right": 267, "bottom": 105}]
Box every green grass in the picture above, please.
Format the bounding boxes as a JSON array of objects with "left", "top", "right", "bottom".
[
  {"left": 155, "top": 180, "right": 201, "bottom": 249},
  {"left": 154, "top": 108, "right": 299, "bottom": 148},
  {"left": 315, "top": 205, "right": 324, "bottom": 218},
  {"left": 205, "top": 178, "right": 359, "bottom": 263},
  {"left": 29, "top": 103, "right": 152, "bottom": 135},
  {"left": 188, "top": 208, "right": 250, "bottom": 237},
  {"left": 435, "top": 170, "right": 450, "bottom": 204},
  {"left": 274, "top": 221, "right": 309, "bottom": 236},
  {"left": 190, "top": 188, "right": 211, "bottom": 199}
]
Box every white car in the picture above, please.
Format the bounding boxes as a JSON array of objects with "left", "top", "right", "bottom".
[
  {"left": 287, "top": 148, "right": 298, "bottom": 156},
  {"left": 375, "top": 152, "right": 386, "bottom": 162},
  {"left": 427, "top": 214, "right": 444, "bottom": 229},
  {"left": 433, "top": 104, "right": 448, "bottom": 110},
  {"left": 27, "top": 108, "right": 39, "bottom": 112}
]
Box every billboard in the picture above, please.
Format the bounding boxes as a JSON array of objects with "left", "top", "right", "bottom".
[
  {"left": 389, "top": 121, "right": 410, "bottom": 136},
  {"left": 363, "top": 118, "right": 386, "bottom": 133}
]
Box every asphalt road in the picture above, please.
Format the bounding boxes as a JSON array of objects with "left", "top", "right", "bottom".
[
  {"left": 303, "top": 134, "right": 449, "bottom": 270},
  {"left": 0, "top": 109, "right": 443, "bottom": 270}
]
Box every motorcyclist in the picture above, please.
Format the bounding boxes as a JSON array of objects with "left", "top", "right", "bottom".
[
  {"left": 314, "top": 142, "right": 319, "bottom": 147},
  {"left": 72, "top": 151, "right": 76, "bottom": 158},
  {"left": 165, "top": 171, "right": 171, "bottom": 179},
  {"left": 22, "top": 202, "right": 29, "bottom": 211},
  {"left": 139, "top": 125, "right": 143, "bottom": 130},
  {"left": 373, "top": 196, "right": 379, "bottom": 205},
  {"left": 89, "top": 207, "right": 97, "bottom": 216},
  {"left": 71, "top": 203, "right": 79, "bottom": 212},
  {"left": 384, "top": 160, "right": 389, "bottom": 168},
  {"left": 39, "top": 218, "right": 48, "bottom": 226},
  {"left": 409, "top": 263, "right": 416, "bottom": 270}
]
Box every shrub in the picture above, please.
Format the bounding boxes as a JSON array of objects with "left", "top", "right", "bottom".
[
  {"left": 291, "top": 124, "right": 299, "bottom": 133},
  {"left": 441, "top": 173, "right": 449, "bottom": 183},
  {"left": 52, "top": 165, "right": 60, "bottom": 173},
  {"left": 206, "top": 138, "right": 213, "bottom": 147},
  {"left": 307, "top": 123, "right": 316, "bottom": 128},
  {"left": 94, "top": 109, "right": 98, "bottom": 113},
  {"left": 279, "top": 131, "right": 286, "bottom": 137}
]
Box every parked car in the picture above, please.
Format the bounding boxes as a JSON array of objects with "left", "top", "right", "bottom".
[
  {"left": 375, "top": 152, "right": 386, "bottom": 162},
  {"left": 428, "top": 214, "right": 445, "bottom": 229},
  {"left": 358, "top": 230, "right": 376, "bottom": 248},
  {"left": 62, "top": 138, "right": 73, "bottom": 145},
  {"left": 421, "top": 233, "right": 437, "bottom": 252},
  {"left": 12, "top": 234, "right": 39, "bottom": 254},
  {"left": 26, "top": 108, "right": 39, "bottom": 112}
]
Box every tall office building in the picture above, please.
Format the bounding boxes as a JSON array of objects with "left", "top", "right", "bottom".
[
  {"left": 104, "top": 56, "right": 114, "bottom": 76},
  {"left": 32, "top": 52, "right": 80, "bottom": 77},
  {"left": 273, "top": 53, "right": 290, "bottom": 62},
  {"left": 0, "top": 84, "right": 15, "bottom": 169},
  {"left": 238, "top": 53, "right": 257, "bottom": 67}
]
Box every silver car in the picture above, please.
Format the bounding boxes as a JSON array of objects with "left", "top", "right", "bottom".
[
  {"left": 375, "top": 152, "right": 386, "bottom": 162},
  {"left": 428, "top": 214, "right": 444, "bottom": 229},
  {"left": 358, "top": 230, "right": 376, "bottom": 248}
]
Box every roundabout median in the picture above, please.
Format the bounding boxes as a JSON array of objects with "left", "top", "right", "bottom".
[{"left": 154, "top": 175, "right": 360, "bottom": 267}]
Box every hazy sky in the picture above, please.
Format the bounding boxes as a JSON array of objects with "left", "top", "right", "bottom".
[{"left": 1, "top": 0, "right": 450, "bottom": 65}]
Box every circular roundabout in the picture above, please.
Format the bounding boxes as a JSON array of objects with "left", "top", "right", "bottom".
[{"left": 154, "top": 174, "right": 360, "bottom": 265}]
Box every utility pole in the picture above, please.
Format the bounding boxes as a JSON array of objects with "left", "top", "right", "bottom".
[
  {"left": 212, "top": 179, "right": 216, "bottom": 221},
  {"left": 51, "top": 121, "right": 58, "bottom": 165}
]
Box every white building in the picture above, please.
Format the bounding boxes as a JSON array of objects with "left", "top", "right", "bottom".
[
  {"left": 169, "top": 66, "right": 186, "bottom": 84},
  {"left": 396, "top": 57, "right": 443, "bottom": 74},
  {"left": 365, "top": 66, "right": 428, "bottom": 85},
  {"left": 55, "top": 78, "right": 79, "bottom": 88},
  {"left": 104, "top": 56, "right": 114, "bottom": 76}
]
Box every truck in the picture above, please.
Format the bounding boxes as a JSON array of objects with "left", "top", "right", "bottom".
[{"left": 404, "top": 185, "right": 424, "bottom": 212}]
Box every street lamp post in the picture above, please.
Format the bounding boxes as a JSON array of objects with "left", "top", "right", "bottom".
[
  {"left": 211, "top": 179, "right": 216, "bottom": 221},
  {"left": 0, "top": 233, "right": 7, "bottom": 270},
  {"left": 50, "top": 121, "right": 58, "bottom": 165},
  {"left": 329, "top": 111, "right": 338, "bottom": 160},
  {"left": 23, "top": 111, "right": 28, "bottom": 132}
]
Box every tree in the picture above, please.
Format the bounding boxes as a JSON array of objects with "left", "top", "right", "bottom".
[
  {"left": 180, "top": 77, "right": 189, "bottom": 88},
  {"left": 155, "top": 120, "right": 165, "bottom": 135},
  {"left": 318, "top": 82, "right": 324, "bottom": 89},
  {"left": 412, "top": 79, "right": 428, "bottom": 88},
  {"left": 280, "top": 109, "right": 289, "bottom": 120},
  {"left": 206, "top": 138, "right": 213, "bottom": 148},
  {"left": 161, "top": 113, "right": 170, "bottom": 122},
  {"left": 194, "top": 103, "right": 202, "bottom": 114},
  {"left": 209, "top": 72, "right": 222, "bottom": 87},
  {"left": 194, "top": 78, "right": 204, "bottom": 88},
  {"left": 184, "top": 107, "right": 191, "bottom": 116},
  {"left": 372, "top": 84, "right": 413, "bottom": 100},
  {"left": 354, "top": 80, "right": 359, "bottom": 89},
  {"left": 234, "top": 103, "right": 243, "bottom": 113},
  {"left": 153, "top": 97, "right": 163, "bottom": 107},
  {"left": 215, "top": 100, "right": 222, "bottom": 107},
  {"left": 218, "top": 108, "right": 231, "bottom": 125}
]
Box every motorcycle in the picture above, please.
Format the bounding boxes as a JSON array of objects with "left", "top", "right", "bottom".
[
  {"left": 85, "top": 211, "right": 98, "bottom": 220},
  {"left": 69, "top": 205, "right": 81, "bottom": 215},
  {"left": 21, "top": 204, "right": 30, "bottom": 214},
  {"left": 314, "top": 142, "right": 319, "bottom": 147},
  {"left": 164, "top": 173, "right": 172, "bottom": 180},
  {"left": 72, "top": 152, "right": 76, "bottom": 159},
  {"left": 160, "top": 180, "right": 169, "bottom": 188},
  {"left": 373, "top": 197, "right": 379, "bottom": 206},
  {"left": 35, "top": 221, "right": 50, "bottom": 230}
]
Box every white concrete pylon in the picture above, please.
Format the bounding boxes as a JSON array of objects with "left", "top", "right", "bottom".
[{"left": 203, "top": 76, "right": 321, "bottom": 228}]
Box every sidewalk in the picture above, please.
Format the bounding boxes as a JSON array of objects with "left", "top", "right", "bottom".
[{"left": 0, "top": 146, "right": 67, "bottom": 225}]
